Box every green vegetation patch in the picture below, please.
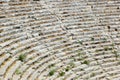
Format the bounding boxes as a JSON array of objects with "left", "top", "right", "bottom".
[
  {"left": 59, "top": 71, "right": 65, "bottom": 76},
  {"left": 15, "top": 69, "right": 21, "bottom": 75},
  {"left": 18, "top": 54, "right": 26, "bottom": 62},
  {"left": 49, "top": 69, "right": 55, "bottom": 76}
]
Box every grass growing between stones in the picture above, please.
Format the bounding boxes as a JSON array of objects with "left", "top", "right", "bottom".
[{"left": 18, "top": 54, "right": 26, "bottom": 62}]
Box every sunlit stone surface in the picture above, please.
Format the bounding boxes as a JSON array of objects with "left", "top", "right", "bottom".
[{"left": 0, "top": 0, "right": 120, "bottom": 80}]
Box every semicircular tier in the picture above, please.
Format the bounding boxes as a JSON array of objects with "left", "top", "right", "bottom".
[{"left": 0, "top": 0, "right": 120, "bottom": 80}]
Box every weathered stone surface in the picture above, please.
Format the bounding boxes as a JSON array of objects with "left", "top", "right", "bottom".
[{"left": 0, "top": 0, "right": 120, "bottom": 80}]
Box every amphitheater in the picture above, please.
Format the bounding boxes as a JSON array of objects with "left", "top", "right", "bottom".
[{"left": 0, "top": 0, "right": 120, "bottom": 80}]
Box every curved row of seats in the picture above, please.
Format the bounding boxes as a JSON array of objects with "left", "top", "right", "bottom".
[{"left": 0, "top": 0, "right": 120, "bottom": 80}]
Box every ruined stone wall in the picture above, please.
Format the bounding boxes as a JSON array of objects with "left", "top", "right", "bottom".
[{"left": 0, "top": 0, "right": 120, "bottom": 80}]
